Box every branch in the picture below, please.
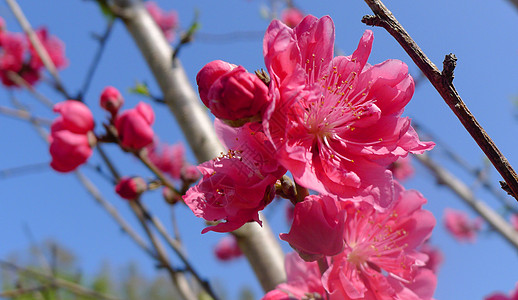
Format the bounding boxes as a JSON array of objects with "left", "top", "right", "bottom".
[
  {"left": 108, "top": 0, "right": 286, "bottom": 291},
  {"left": 415, "top": 153, "right": 518, "bottom": 251},
  {"left": 78, "top": 19, "right": 115, "bottom": 101},
  {"left": 362, "top": 0, "right": 518, "bottom": 201},
  {"left": 0, "top": 260, "right": 121, "bottom": 300}
]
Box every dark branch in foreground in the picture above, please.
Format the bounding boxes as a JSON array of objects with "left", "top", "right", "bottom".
[{"left": 362, "top": 0, "right": 518, "bottom": 201}]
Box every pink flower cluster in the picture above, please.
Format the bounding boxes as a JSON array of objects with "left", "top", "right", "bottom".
[
  {"left": 443, "top": 208, "right": 483, "bottom": 243},
  {"left": 188, "top": 14, "right": 437, "bottom": 298},
  {"left": 0, "top": 19, "right": 67, "bottom": 87},
  {"left": 145, "top": 1, "right": 179, "bottom": 42},
  {"left": 49, "top": 87, "right": 156, "bottom": 173}
]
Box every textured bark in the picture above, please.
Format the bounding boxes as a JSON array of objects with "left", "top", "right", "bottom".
[{"left": 110, "top": 0, "right": 286, "bottom": 292}]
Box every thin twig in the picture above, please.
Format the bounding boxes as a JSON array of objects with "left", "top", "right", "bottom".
[
  {"left": 0, "top": 260, "right": 121, "bottom": 300},
  {"left": 415, "top": 153, "right": 518, "bottom": 251},
  {"left": 0, "top": 106, "right": 52, "bottom": 126},
  {"left": 135, "top": 149, "right": 181, "bottom": 195},
  {"left": 413, "top": 120, "right": 518, "bottom": 214},
  {"left": 362, "top": 0, "right": 518, "bottom": 201},
  {"left": 0, "top": 285, "right": 50, "bottom": 298},
  {"left": 137, "top": 201, "right": 219, "bottom": 300},
  {"left": 78, "top": 19, "right": 115, "bottom": 101},
  {"left": 5, "top": 0, "right": 72, "bottom": 99},
  {"left": 7, "top": 71, "right": 55, "bottom": 109},
  {"left": 74, "top": 171, "right": 156, "bottom": 258},
  {"left": 129, "top": 200, "right": 198, "bottom": 300}
]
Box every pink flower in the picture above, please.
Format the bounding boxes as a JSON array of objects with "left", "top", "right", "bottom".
[
  {"left": 115, "top": 102, "right": 155, "bottom": 149},
  {"left": 147, "top": 142, "right": 185, "bottom": 180},
  {"left": 49, "top": 101, "right": 95, "bottom": 173},
  {"left": 485, "top": 283, "right": 518, "bottom": 300},
  {"left": 197, "top": 61, "right": 270, "bottom": 126},
  {"left": 28, "top": 27, "right": 67, "bottom": 70},
  {"left": 262, "top": 252, "right": 326, "bottom": 300},
  {"left": 263, "top": 15, "right": 434, "bottom": 208},
  {"left": 0, "top": 32, "right": 37, "bottom": 87},
  {"left": 100, "top": 86, "right": 124, "bottom": 116},
  {"left": 281, "top": 7, "right": 305, "bottom": 28},
  {"left": 280, "top": 194, "right": 345, "bottom": 261},
  {"left": 389, "top": 155, "right": 415, "bottom": 181},
  {"left": 145, "top": 1, "right": 179, "bottom": 42},
  {"left": 115, "top": 176, "right": 147, "bottom": 200},
  {"left": 322, "top": 184, "right": 436, "bottom": 299},
  {"left": 511, "top": 214, "right": 518, "bottom": 231},
  {"left": 443, "top": 208, "right": 483, "bottom": 242},
  {"left": 183, "top": 152, "right": 277, "bottom": 233},
  {"left": 214, "top": 235, "right": 242, "bottom": 261},
  {"left": 183, "top": 121, "right": 285, "bottom": 233}
]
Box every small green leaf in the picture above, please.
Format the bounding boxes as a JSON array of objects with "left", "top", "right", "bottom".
[{"left": 129, "top": 81, "right": 151, "bottom": 97}]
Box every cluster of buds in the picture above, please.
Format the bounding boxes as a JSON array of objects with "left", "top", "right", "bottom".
[{"left": 49, "top": 87, "right": 155, "bottom": 173}]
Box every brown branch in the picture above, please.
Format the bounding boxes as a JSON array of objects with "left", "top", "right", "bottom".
[
  {"left": 415, "top": 153, "right": 518, "bottom": 251},
  {"left": 362, "top": 0, "right": 518, "bottom": 201}
]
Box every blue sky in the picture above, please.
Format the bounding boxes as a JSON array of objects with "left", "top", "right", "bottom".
[{"left": 1, "top": 0, "right": 518, "bottom": 299}]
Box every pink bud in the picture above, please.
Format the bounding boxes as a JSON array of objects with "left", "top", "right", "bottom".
[
  {"left": 100, "top": 86, "right": 124, "bottom": 115},
  {"left": 115, "top": 102, "right": 155, "bottom": 149},
  {"left": 281, "top": 7, "right": 305, "bottom": 28},
  {"left": 181, "top": 164, "right": 200, "bottom": 183},
  {"left": 115, "top": 176, "right": 147, "bottom": 200},
  {"left": 49, "top": 130, "right": 94, "bottom": 172},
  {"left": 280, "top": 195, "right": 345, "bottom": 261},
  {"left": 198, "top": 63, "right": 271, "bottom": 125},
  {"left": 196, "top": 60, "right": 236, "bottom": 106},
  {"left": 214, "top": 236, "right": 242, "bottom": 261},
  {"left": 53, "top": 100, "right": 94, "bottom": 134}
]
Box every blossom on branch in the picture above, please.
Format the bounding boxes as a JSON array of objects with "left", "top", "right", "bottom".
[
  {"left": 214, "top": 235, "right": 242, "bottom": 261},
  {"left": 145, "top": 1, "right": 179, "bottom": 42},
  {"left": 115, "top": 102, "right": 155, "bottom": 150},
  {"left": 322, "top": 183, "right": 436, "bottom": 299},
  {"left": 443, "top": 208, "right": 483, "bottom": 243},
  {"left": 115, "top": 176, "right": 147, "bottom": 200},
  {"left": 263, "top": 15, "right": 434, "bottom": 208},
  {"left": 184, "top": 121, "right": 286, "bottom": 233},
  {"left": 0, "top": 21, "right": 67, "bottom": 87},
  {"left": 49, "top": 100, "right": 95, "bottom": 172},
  {"left": 100, "top": 86, "right": 124, "bottom": 116}
]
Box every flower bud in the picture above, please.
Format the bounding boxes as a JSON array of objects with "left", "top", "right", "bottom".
[
  {"left": 196, "top": 60, "right": 236, "bottom": 106},
  {"left": 280, "top": 195, "right": 345, "bottom": 261},
  {"left": 115, "top": 102, "right": 155, "bottom": 149},
  {"left": 281, "top": 7, "right": 305, "bottom": 28},
  {"left": 49, "top": 130, "right": 94, "bottom": 172},
  {"left": 100, "top": 86, "right": 124, "bottom": 116},
  {"left": 115, "top": 176, "right": 147, "bottom": 200},
  {"left": 214, "top": 236, "right": 242, "bottom": 261},
  {"left": 53, "top": 100, "right": 94, "bottom": 134},
  {"left": 197, "top": 62, "right": 271, "bottom": 126}
]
